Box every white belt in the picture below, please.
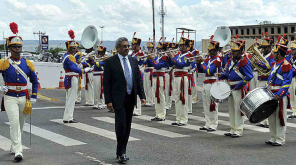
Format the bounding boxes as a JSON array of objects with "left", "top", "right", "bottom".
[
  {"left": 270, "top": 86, "right": 281, "bottom": 90},
  {"left": 8, "top": 86, "right": 27, "bottom": 91},
  {"left": 276, "top": 74, "right": 284, "bottom": 81},
  {"left": 228, "top": 81, "right": 241, "bottom": 85},
  {"left": 93, "top": 71, "right": 103, "bottom": 74},
  {"left": 153, "top": 70, "right": 165, "bottom": 73},
  {"left": 145, "top": 67, "right": 154, "bottom": 69},
  {"left": 175, "top": 69, "right": 188, "bottom": 72},
  {"left": 65, "top": 72, "right": 79, "bottom": 76},
  {"left": 153, "top": 68, "right": 166, "bottom": 72},
  {"left": 205, "top": 76, "right": 216, "bottom": 80}
]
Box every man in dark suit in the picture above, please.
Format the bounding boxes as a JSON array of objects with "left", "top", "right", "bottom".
[{"left": 103, "top": 37, "right": 146, "bottom": 164}]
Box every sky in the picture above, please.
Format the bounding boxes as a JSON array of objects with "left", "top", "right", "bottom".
[{"left": 0, "top": 0, "right": 295, "bottom": 42}]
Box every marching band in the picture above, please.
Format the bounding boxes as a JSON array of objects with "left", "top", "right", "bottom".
[{"left": 1, "top": 22, "right": 296, "bottom": 162}]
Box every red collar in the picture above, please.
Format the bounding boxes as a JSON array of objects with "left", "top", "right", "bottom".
[
  {"left": 276, "top": 58, "right": 285, "bottom": 64},
  {"left": 10, "top": 56, "right": 21, "bottom": 61}
]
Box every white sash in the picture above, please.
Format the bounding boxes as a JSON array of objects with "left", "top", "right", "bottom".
[{"left": 8, "top": 58, "right": 28, "bottom": 81}]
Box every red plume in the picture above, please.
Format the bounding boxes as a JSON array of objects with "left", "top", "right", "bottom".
[
  {"left": 10, "top": 22, "right": 18, "bottom": 34},
  {"left": 231, "top": 36, "right": 233, "bottom": 39},
  {"left": 164, "top": 37, "right": 166, "bottom": 42},
  {"left": 294, "top": 37, "right": 296, "bottom": 40},
  {"left": 262, "top": 32, "right": 264, "bottom": 36},
  {"left": 188, "top": 34, "right": 190, "bottom": 39},
  {"left": 172, "top": 38, "right": 174, "bottom": 42},
  {"left": 210, "top": 35, "right": 214, "bottom": 40},
  {"left": 235, "top": 34, "right": 239, "bottom": 39},
  {"left": 277, "top": 36, "right": 281, "bottom": 42},
  {"left": 283, "top": 34, "right": 286, "bottom": 38},
  {"left": 256, "top": 38, "right": 258, "bottom": 41},
  {"left": 100, "top": 41, "right": 103, "bottom": 44},
  {"left": 181, "top": 30, "right": 184, "bottom": 37},
  {"left": 68, "top": 30, "right": 75, "bottom": 40},
  {"left": 149, "top": 38, "right": 150, "bottom": 41},
  {"left": 159, "top": 37, "right": 162, "bottom": 41},
  {"left": 133, "top": 32, "right": 136, "bottom": 38}
]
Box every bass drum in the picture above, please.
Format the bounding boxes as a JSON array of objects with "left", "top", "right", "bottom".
[
  {"left": 210, "top": 81, "right": 231, "bottom": 103},
  {"left": 239, "top": 87, "right": 278, "bottom": 123}
]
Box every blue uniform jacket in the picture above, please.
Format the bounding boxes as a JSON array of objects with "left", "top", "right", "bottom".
[
  {"left": 0, "top": 57, "right": 38, "bottom": 99},
  {"left": 169, "top": 51, "right": 191, "bottom": 69},
  {"left": 150, "top": 55, "right": 169, "bottom": 77},
  {"left": 62, "top": 53, "right": 84, "bottom": 89},
  {"left": 267, "top": 59, "right": 293, "bottom": 98},
  {"left": 221, "top": 56, "right": 253, "bottom": 90},
  {"left": 286, "top": 54, "right": 296, "bottom": 77}
]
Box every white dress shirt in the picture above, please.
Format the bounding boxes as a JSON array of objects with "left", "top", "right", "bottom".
[{"left": 118, "top": 53, "right": 133, "bottom": 77}]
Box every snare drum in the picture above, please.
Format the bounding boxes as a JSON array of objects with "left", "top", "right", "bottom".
[
  {"left": 210, "top": 81, "right": 231, "bottom": 103},
  {"left": 239, "top": 87, "right": 278, "bottom": 123}
]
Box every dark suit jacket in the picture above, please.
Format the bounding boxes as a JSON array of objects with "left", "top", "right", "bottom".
[{"left": 103, "top": 54, "right": 146, "bottom": 110}]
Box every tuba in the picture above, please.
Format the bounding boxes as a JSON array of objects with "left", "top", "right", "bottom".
[
  {"left": 81, "top": 25, "right": 99, "bottom": 49},
  {"left": 213, "top": 26, "right": 231, "bottom": 48},
  {"left": 246, "top": 43, "right": 271, "bottom": 76}
]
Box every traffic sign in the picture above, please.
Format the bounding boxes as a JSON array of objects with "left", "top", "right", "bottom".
[{"left": 41, "top": 35, "right": 49, "bottom": 50}]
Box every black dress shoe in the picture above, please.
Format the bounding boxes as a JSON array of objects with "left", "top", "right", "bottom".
[
  {"left": 14, "top": 154, "right": 23, "bottom": 162},
  {"left": 133, "top": 114, "right": 140, "bottom": 116},
  {"left": 178, "top": 123, "right": 186, "bottom": 126},
  {"left": 117, "top": 155, "right": 129, "bottom": 160},
  {"left": 75, "top": 101, "right": 81, "bottom": 104},
  {"left": 224, "top": 132, "right": 233, "bottom": 136},
  {"left": 63, "top": 119, "right": 78, "bottom": 123},
  {"left": 108, "top": 110, "right": 115, "bottom": 113},
  {"left": 265, "top": 141, "right": 274, "bottom": 145},
  {"left": 171, "top": 122, "right": 179, "bottom": 125},
  {"left": 231, "top": 134, "right": 241, "bottom": 138},
  {"left": 199, "top": 127, "right": 208, "bottom": 131},
  {"left": 155, "top": 118, "right": 165, "bottom": 121},
  {"left": 151, "top": 117, "right": 158, "bottom": 121},
  {"left": 272, "top": 142, "right": 283, "bottom": 146},
  {"left": 207, "top": 128, "right": 216, "bottom": 132},
  {"left": 118, "top": 154, "right": 128, "bottom": 164}
]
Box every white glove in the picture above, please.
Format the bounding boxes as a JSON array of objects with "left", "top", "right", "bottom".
[
  {"left": 0, "top": 85, "right": 8, "bottom": 92},
  {"left": 30, "top": 98, "right": 37, "bottom": 105},
  {"left": 77, "top": 63, "right": 83, "bottom": 69},
  {"left": 84, "top": 67, "right": 92, "bottom": 73}
]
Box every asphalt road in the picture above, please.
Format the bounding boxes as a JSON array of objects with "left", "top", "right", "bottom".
[{"left": 1, "top": 74, "right": 296, "bottom": 165}]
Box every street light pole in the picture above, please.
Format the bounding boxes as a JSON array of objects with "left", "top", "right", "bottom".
[{"left": 99, "top": 26, "right": 105, "bottom": 42}]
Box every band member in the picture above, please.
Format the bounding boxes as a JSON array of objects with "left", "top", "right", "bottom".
[
  {"left": 287, "top": 38, "right": 296, "bottom": 118},
  {"left": 93, "top": 45, "right": 107, "bottom": 110},
  {"left": 191, "top": 48, "right": 199, "bottom": 104},
  {"left": 254, "top": 33, "right": 274, "bottom": 127},
  {"left": 196, "top": 36, "right": 221, "bottom": 131},
  {"left": 149, "top": 39, "right": 169, "bottom": 121},
  {"left": 218, "top": 40, "right": 253, "bottom": 137},
  {"left": 62, "top": 30, "right": 91, "bottom": 123},
  {"left": 0, "top": 22, "right": 38, "bottom": 162},
  {"left": 130, "top": 33, "right": 145, "bottom": 116},
  {"left": 263, "top": 39, "right": 292, "bottom": 146},
  {"left": 144, "top": 38, "right": 154, "bottom": 107},
  {"left": 168, "top": 34, "right": 192, "bottom": 126},
  {"left": 82, "top": 48, "right": 95, "bottom": 106},
  {"left": 187, "top": 39, "right": 197, "bottom": 114},
  {"left": 75, "top": 51, "right": 83, "bottom": 104}
]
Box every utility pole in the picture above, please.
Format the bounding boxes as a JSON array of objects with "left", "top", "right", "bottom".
[
  {"left": 33, "top": 31, "right": 46, "bottom": 54},
  {"left": 159, "top": 0, "right": 166, "bottom": 42},
  {"left": 152, "top": 0, "right": 155, "bottom": 49},
  {"left": 99, "top": 26, "right": 105, "bottom": 42}
]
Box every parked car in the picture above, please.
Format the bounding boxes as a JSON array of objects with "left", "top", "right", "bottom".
[
  {"left": 0, "top": 51, "right": 10, "bottom": 59},
  {"left": 42, "top": 52, "right": 54, "bottom": 62},
  {"left": 21, "top": 52, "right": 36, "bottom": 62}
]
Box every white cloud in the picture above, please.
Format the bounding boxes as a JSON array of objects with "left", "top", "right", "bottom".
[{"left": 1, "top": 0, "right": 294, "bottom": 43}]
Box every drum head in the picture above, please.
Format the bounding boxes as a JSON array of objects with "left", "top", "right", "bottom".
[
  {"left": 249, "top": 100, "right": 278, "bottom": 123},
  {"left": 210, "top": 82, "right": 231, "bottom": 100}
]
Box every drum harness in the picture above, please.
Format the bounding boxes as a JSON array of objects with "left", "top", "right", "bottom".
[{"left": 264, "top": 62, "right": 283, "bottom": 89}]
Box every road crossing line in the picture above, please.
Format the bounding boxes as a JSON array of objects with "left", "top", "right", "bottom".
[
  {"left": 51, "top": 119, "right": 140, "bottom": 141},
  {"left": 218, "top": 112, "right": 296, "bottom": 129},
  {"left": 33, "top": 106, "right": 93, "bottom": 110},
  {"left": 174, "top": 114, "right": 269, "bottom": 133},
  {"left": 5, "top": 122, "right": 86, "bottom": 147},
  {"left": 134, "top": 115, "right": 226, "bottom": 136},
  {"left": 0, "top": 135, "right": 29, "bottom": 151},
  {"left": 93, "top": 117, "right": 189, "bottom": 138}
]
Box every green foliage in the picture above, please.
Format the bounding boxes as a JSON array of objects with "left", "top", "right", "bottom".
[
  {"left": 0, "top": 44, "right": 5, "bottom": 51},
  {"left": 79, "top": 44, "right": 84, "bottom": 49},
  {"left": 48, "top": 47, "right": 67, "bottom": 57}
]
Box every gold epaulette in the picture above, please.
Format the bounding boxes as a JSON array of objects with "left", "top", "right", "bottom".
[
  {"left": 26, "top": 59, "right": 35, "bottom": 72},
  {"left": 0, "top": 59, "right": 10, "bottom": 71},
  {"left": 69, "top": 55, "right": 76, "bottom": 63}
]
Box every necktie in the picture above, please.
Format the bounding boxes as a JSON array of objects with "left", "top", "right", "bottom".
[{"left": 123, "top": 57, "right": 133, "bottom": 94}]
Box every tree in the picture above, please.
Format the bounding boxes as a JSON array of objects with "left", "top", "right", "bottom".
[
  {"left": 47, "top": 47, "right": 67, "bottom": 57},
  {"left": 0, "top": 44, "right": 5, "bottom": 51}
]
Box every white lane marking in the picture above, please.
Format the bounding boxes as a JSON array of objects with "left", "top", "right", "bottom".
[
  {"left": 0, "top": 135, "right": 29, "bottom": 151},
  {"left": 33, "top": 106, "right": 93, "bottom": 110},
  {"left": 4, "top": 122, "right": 86, "bottom": 146},
  {"left": 174, "top": 114, "right": 269, "bottom": 133},
  {"left": 134, "top": 115, "right": 226, "bottom": 136},
  {"left": 218, "top": 112, "right": 296, "bottom": 130},
  {"left": 93, "top": 117, "right": 189, "bottom": 138},
  {"left": 51, "top": 119, "right": 140, "bottom": 141}
]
